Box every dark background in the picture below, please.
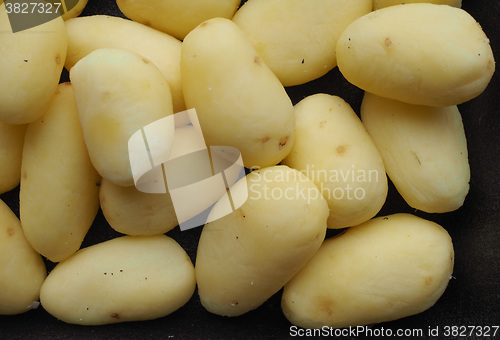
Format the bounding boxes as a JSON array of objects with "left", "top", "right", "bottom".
[{"left": 1, "top": 0, "right": 499, "bottom": 339}]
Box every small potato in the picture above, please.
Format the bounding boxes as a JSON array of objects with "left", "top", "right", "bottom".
[
  {"left": 182, "top": 18, "right": 295, "bottom": 169},
  {"left": 282, "top": 214, "right": 454, "bottom": 329},
  {"left": 196, "top": 166, "right": 329, "bottom": 316},
  {"left": 0, "top": 199, "right": 47, "bottom": 315},
  {"left": 20, "top": 83, "right": 100, "bottom": 262},
  {"left": 0, "top": 122, "right": 26, "bottom": 194},
  {"left": 116, "top": 0, "right": 240, "bottom": 40},
  {"left": 361, "top": 92, "right": 470, "bottom": 213},
  {"left": 65, "top": 15, "right": 185, "bottom": 113},
  {"left": 373, "top": 0, "right": 461, "bottom": 10},
  {"left": 40, "top": 235, "right": 196, "bottom": 325},
  {"left": 282, "top": 94, "right": 387, "bottom": 229},
  {"left": 336, "top": 3, "right": 495, "bottom": 107},
  {"left": 0, "top": 6, "right": 67, "bottom": 124},
  {"left": 233, "top": 0, "right": 372, "bottom": 86},
  {"left": 70, "top": 48, "right": 174, "bottom": 187},
  {"left": 99, "top": 178, "right": 178, "bottom": 236},
  {"left": 61, "top": 0, "right": 89, "bottom": 20}
]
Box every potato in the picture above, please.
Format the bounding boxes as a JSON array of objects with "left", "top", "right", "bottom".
[
  {"left": 0, "top": 122, "right": 26, "bottom": 194},
  {"left": 233, "top": 0, "right": 372, "bottom": 86},
  {"left": 65, "top": 15, "right": 185, "bottom": 113},
  {"left": 20, "top": 83, "right": 100, "bottom": 262},
  {"left": 282, "top": 94, "right": 387, "bottom": 229},
  {"left": 116, "top": 0, "right": 240, "bottom": 40},
  {"left": 70, "top": 48, "right": 174, "bottom": 187},
  {"left": 361, "top": 92, "right": 470, "bottom": 213},
  {"left": 182, "top": 18, "right": 295, "bottom": 169},
  {"left": 336, "top": 3, "right": 495, "bottom": 107},
  {"left": 0, "top": 5, "right": 67, "bottom": 124},
  {"left": 373, "top": 0, "right": 461, "bottom": 10},
  {"left": 196, "top": 165, "right": 329, "bottom": 316},
  {"left": 61, "top": 0, "right": 89, "bottom": 20},
  {"left": 99, "top": 178, "right": 178, "bottom": 236},
  {"left": 0, "top": 199, "right": 47, "bottom": 315},
  {"left": 40, "top": 235, "right": 196, "bottom": 325},
  {"left": 282, "top": 213, "right": 454, "bottom": 329}
]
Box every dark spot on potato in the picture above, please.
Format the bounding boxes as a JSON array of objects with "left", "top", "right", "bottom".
[
  {"left": 383, "top": 217, "right": 389, "bottom": 220},
  {"left": 384, "top": 37, "right": 392, "bottom": 48},
  {"left": 200, "top": 21, "right": 208, "bottom": 27},
  {"left": 411, "top": 151, "right": 421, "bottom": 165},
  {"left": 262, "top": 136, "right": 270, "bottom": 143},
  {"left": 317, "top": 297, "right": 335, "bottom": 316},
  {"left": 319, "top": 120, "right": 327, "bottom": 128},
  {"left": 111, "top": 313, "right": 120, "bottom": 319},
  {"left": 23, "top": 59, "right": 28, "bottom": 62},
  {"left": 488, "top": 60, "right": 493, "bottom": 70},
  {"left": 279, "top": 136, "right": 289, "bottom": 150},
  {"left": 145, "top": 277, "right": 148, "bottom": 280},
  {"left": 235, "top": 236, "right": 239, "bottom": 240},
  {"left": 96, "top": 181, "right": 101, "bottom": 187},
  {"left": 7, "top": 227, "right": 15, "bottom": 236},
  {"left": 230, "top": 300, "right": 239, "bottom": 306},
  {"left": 424, "top": 277, "right": 433, "bottom": 286},
  {"left": 142, "top": 57, "right": 150, "bottom": 64},
  {"left": 336, "top": 145, "right": 346, "bottom": 153},
  {"left": 254, "top": 56, "right": 260, "bottom": 64},
  {"left": 301, "top": 59, "right": 305, "bottom": 64},
  {"left": 55, "top": 54, "right": 61, "bottom": 65}
]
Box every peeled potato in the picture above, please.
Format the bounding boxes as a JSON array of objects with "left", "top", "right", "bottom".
[{"left": 282, "top": 213, "right": 454, "bottom": 329}]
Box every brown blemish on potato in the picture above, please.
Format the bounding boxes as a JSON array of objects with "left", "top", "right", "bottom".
[
  {"left": 384, "top": 37, "right": 392, "bottom": 48},
  {"left": 424, "top": 277, "right": 433, "bottom": 286},
  {"left": 110, "top": 313, "right": 120, "bottom": 319},
  {"left": 317, "top": 297, "right": 335, "bottom": 316},
  {"left": 55, "top": 54, "right": 61, "bottom": 65},
  {"left": 230, "top": 300, "right": 239, "bottom": 307},
  {"left": 319, "top": 120, "right": 327, "bottom": 128},
  {"left": 254, "top": 56, "right": 261, "bottom": 64},
  {"left": 336, "top": 145, "right": 346, "bottom": 154},
  {"left": 487, "top": 60, "right": 494, "bottom": 70},
  {"left": 22, "top": 172, "right": 27, "bottom": 179},
  {"left": 200, "top": 21, "right": 208, "bottom": 27},
  {"left": 7, "top": 227, "right": 15, "bottom": 236},
  {"left": 411, "top": 150, "right": 421, "bottom": 165},
  {"left": 262, "top": 136, "right": 270, "bottom": 143},
  {"left": 279, "top": 136, "right": 289, "bottom": 150},
  {"left": 142, "top": 58, "right": 150, "bottom": 64}
]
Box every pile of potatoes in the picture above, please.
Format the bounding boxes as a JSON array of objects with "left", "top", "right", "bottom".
[{"left": 0, "top": 0, "right": 495, "bottom": 331}]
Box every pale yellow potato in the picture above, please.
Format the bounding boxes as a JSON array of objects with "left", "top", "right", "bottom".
[
  {"left": 282, "top": 213, "right": 454, "bottom": 329},
  {"left": 99, "top": 178, "right": 178, "bottom": 236},
  {"left": 0, "top": 5, "right": 67, "bottom": 124},
  {"left": 336, "top": 3, "right": 495, "bottom": 107},
  {"left": 116, "top": 0, "right": 240, "bottom": 40},
  {"left": 0, "top": 122, "right": 26, "bottom": 194},
  {"left": 40, "top": 235, "right": 196, "bottom": 325},
  {"left": 361, "top": 92, "right": 470, "bottom": 213},
  {"left": 65, "top": 15, "right": 185, "bottom": 113},
  {"left": 71, "top": 48, "right": 174, "bottom": 187},
  {"left": 0, "top": 199, "right": 47, "bottom": 315},
  {"left": 196, "top": 166, "right": 329, "bottom": 316},
  {"left": 182, "top": 18, "right": 295, "bottom": 169},
  {"left": 20, "top": 83, "right": 100, "bottom": 263},
  {"left": 61, "top": 0, "right": 89, "bottom": 20},
  {"left": 233, "top": 0, "right": 372, "bottom": 86},
  {"left": 282, "top": 94, "right": 387, "bottom": 229},
  {"left": 373, "top": 0, "right": 461, "bottom": 10}
]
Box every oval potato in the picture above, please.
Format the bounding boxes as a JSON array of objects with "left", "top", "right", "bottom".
[
  {"left": 40, "top": 235, "right": 196, "bottom": 325},
  {"left": 182, "top": 18, "right": 295, "bottom": 169},
  {"left": 0, "top": 122, "right": 26, "bottom": 194},
  {"left": 360, "top": 92, "right": 470, "bottom": 213},
  {"left": 70, "top": 48, "right": 174, "bottom": 186},
  {"left": 373, "top": 0, "right": 461, "bottom": 10},
  {"left": 196, "top": 166, "right": 329, "bottom": 316},
  {"left": 99, "top": 178, "right": 178, "bottom": 236},
  {"left": 233, "top": 0, "right": 372, "bottom": 86},
  {"left": 282, "top": 213, "right": 454, "bottom": 329},
  {"left": 0, "top": 199, "right": 47, "bottom": 315},
  {"left": 65, "top": 15, "right": 185, "bottom": 113},
  {"left": 116, "top": 0, "right": 240, "bottom": 40},
  {"left": 336, "top": 3, "right": 495, "bottom": 107},
  {"left": 0, "top": 6, "right": 67, "bottom": 124},
  {"left": 20, "top": 83, "right": 100, "bottom": 262},
  {"left": 283, "top": 94, "right": 387, "bottom": 229}
]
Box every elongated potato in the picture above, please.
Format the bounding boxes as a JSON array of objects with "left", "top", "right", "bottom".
[
  {"left": 336, "top": 3, "right": 495, "bottom": 107},
  {"left": 196, "top": 166, "right": 329, "bottom": 316},
  {"left": 61, "top": 0, "right": 89, "bottom": 20},
  {"left": 282, "top": 213, "right": 454, "bottom": 329},
  {"left": 65, "top": 15, "right": 185, "bottom": 113},
  {"left": 182, "top": 18, "right": 295, "bottom": 169},
  {"left": 0, "top": 6, "right": 67, "bottom": 124},
  {"left": 40, "top": 235, "right": 196, "bottom": 325},
  {"left": 361, "top": 92, "right": 470, "bottom": 213},
  {"left": 71, "top": 48, "right": 173, "bottom": 186},
  {"left": 0, "top": 122, "right": 26, "bottom": 194},
  {"left": 282, "top": 94, "right": 387, "bottom": 229},
  {"left": 20, "top": 83, "right": 100, "bottom": 262},
  {"left": 0, "top": 199, "right": 47, "bottom": 315},
  {"left": 116, "top": 0, "right": 240, "bottom": 40},
  {"left": 373, "top": 0, "right": 461, "bottom": 10},
  {"left": 233, "top": 0, "right": 372, "bottom": 86},
  {"left": 99, "top": 178, "right": 178, "bottom": 236}
]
